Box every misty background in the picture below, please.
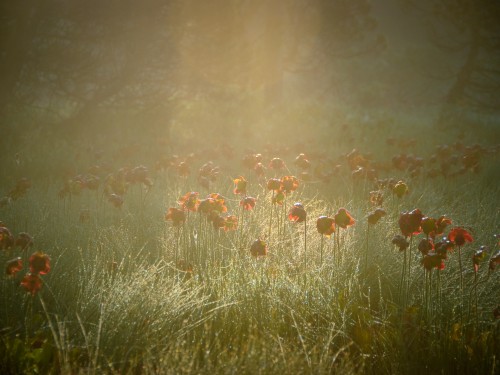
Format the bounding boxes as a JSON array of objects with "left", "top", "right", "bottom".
[{"left": 1, "top": 0, "right": 499, "bottom": 147}]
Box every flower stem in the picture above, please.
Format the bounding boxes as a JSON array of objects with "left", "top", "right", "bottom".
[{"left": 303, "top": 217, "right": 307, "bottom": 270}]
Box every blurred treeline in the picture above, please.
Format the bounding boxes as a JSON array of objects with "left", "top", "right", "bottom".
[{"left": 0, "top": 0, "right": 499, "bottom": 145}]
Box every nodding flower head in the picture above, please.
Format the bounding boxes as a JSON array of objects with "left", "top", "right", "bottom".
[
  {"left": 334, "top": 208, "right": 355, "bottom": 229},
  {"left": 317, "top": 216, "right": 335, "bottom": 237},
  {"left": 448, "top": 227, "right": 473, "bottom": 247},
  {"left": 288, "top": 203, "right": 307, "bottom": 223}
]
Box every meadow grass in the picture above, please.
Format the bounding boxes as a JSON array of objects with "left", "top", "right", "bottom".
[{"left": 0, "top": 112, "right": 499, "bottom": 374}]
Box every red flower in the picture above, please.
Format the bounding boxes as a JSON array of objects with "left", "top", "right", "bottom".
[
  {"left": 399, "top": 209, "right": 423, "bottom": 237},
  {"left": 316, "top": 216, "right": 335, "bottom": 237},
  {"left": 448, "top": 227, "right": 473, "bottom": 247},
  {"left": 435, "top": 238, "right": 454, "bottom": 259},
  {"left": 178, "top": 192, "right": 199, "bottom": 212},
  {"left": 334, "top": 208, "right": 355, "bottom": 229},
  {"left": 418, "top": 238, "right": 434, "bottom": 256},
  {"left": 250, "top": 239, "right": 268, "bottom": 257},
  {"left": 288, "top": 203, "right": 306, "bottom": 223},
  {"left": 421, "top": 217, "right": 437, "bottom": 237},
  {"left": 165, "top": 207, "right": 186, "bottom": 226},
  {"left": 421, "top": 253, "right": 445, "bottom": 271},
  {"left": 233, "top": 176, "right": 247, "bottom": 195},
  {"left": 29, "top": 252, "right": 51, "bottom": 275},
  {"left": 435, "top": 216, "right": 452, "bottom": 235},
  {"left": 281, "top": 176, "right": 299, "bottom": 194},
  {"left": 21, "top": 273, "right": 43, "bottom": 295},
  {"left": 240, "top": 196, "right": 257, "bottom": 211},
  {"left": 6, "top": 257, "right": 23, "bottom": 276}
]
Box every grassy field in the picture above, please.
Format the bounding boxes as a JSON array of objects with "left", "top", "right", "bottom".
[{"left": 0, "top": 109, "right": 499, "bottom": 374}]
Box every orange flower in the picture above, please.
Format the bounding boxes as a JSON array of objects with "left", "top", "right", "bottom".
[
  {"left": 211, "top": 214, "right": 238, "bottom": 231},
  {"left": 448, "top": 227, "right": 473, "bottom": 247},
  {"left": 165, "top": 207, "right": 186, "bottom": 226},
  {"left": 198, "top": 198, "right": 217, "bottom": 214},
  {"left": 281, "top": 176, "right": 299, "bottom": 194},
  {"left": 250, "top": 239, "right": 268, "bottom": 257},
  {"left": 334, "top": 208, "right": 355, "bottom": 229},
  {"left": 223, "top": 215, "right": 238, "bottom": 232},
  {"left": 21, "top": 273, "right": 43, "bottom": 295},
  {"left": 233, "top": 176, "right": 247, "bottom": 195},
  {"left": 367, "top": 208, "right": 386, "bottom": 225},
  {"left": 178, "top": 192, "right": 199, "bottom": 211},
  {"left": 6, "top": 257, "right": 23, "bottom": 276},
  {"left": 267, "top": 178, "right": 282, "bottom": 191},
  {"left": 316, "top": 216, "right": 335, "bottom": 237},
  {"left": 269, "top": 157, "right": 286, "bottom": 170},
  {"left": 392, "top": 181, "right": 408, "bottom": 198},
  {"left": 29, "top": 251, "right": 50, "bottom": 275},
  {"left": 242, "top": 153, "right": 262, "bottom": 169},
  {"left": 288, "top": 203, "right": 306, "bottom": 223},
  {"left": 208, "top": 193, "right": 228, "bottom": 213},
  {"left": 240, "top": 196, "right": 257, "bottom": 211}
]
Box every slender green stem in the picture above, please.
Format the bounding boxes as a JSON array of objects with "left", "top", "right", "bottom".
[
  {"left": 268, "top": 191, "right": 274, "bottom": 241},
  {"left": 320, "top": 235, "right": 324, "bottom": 266},
  {"left": 303, "top": 217, "right": 307, "bottom": 269},
  {"left": 407, "top": 235, "right": 413, "bottom": 301},
  {"left": 458, "top": 245, "right": 464, "bottom": 326}
]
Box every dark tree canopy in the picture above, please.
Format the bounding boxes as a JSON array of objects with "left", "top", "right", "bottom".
[{"left": 0, "top": 0, "right": 384, "bottom": 135}]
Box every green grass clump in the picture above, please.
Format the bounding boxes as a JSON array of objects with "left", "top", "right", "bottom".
[{"left": 0, "top": 114, "right": 499, "bottom": 374}]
